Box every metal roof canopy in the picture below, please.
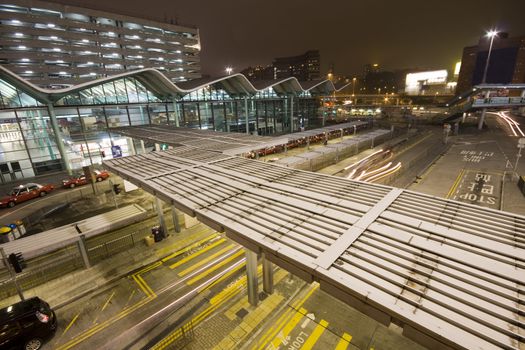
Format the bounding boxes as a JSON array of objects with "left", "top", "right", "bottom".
[
  {"left": 103, "top": 149, "right": 524, "bottom": 350},
  {"left": 110, "top": 122, "right": 370, "bottom": 156},
  {"left": 0, "top": 66, "right": 352, "bottom": 104}
]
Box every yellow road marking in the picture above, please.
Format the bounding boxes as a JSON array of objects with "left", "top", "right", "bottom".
[
  {"left": 161, "top": 232, "right": 219, "bottom": 262},
  {"left": 152, "top": 263, "right": 252, "bottom": 350},
  {"left": 101, "top": 291, "right": 115, "bottom": 312},
  {"left": 335, "top": 332, "right": 353, "bottom": 350},
  {"left": 268, "top": 307, "right": 307, "bottom": 349},
  {"left": 301, "top": 319, "right": 329, "bottom": 350},
  {"left": 187, "top": 249, "right": 244, "bottom": 285},
  {"left": 169, "top": 238, "right": 227, "bottom": 269},
  {"left": 61, "top": 313, "right": 79, "bottom": 336},
  {"left": 135, "top": 261, "right": 162, "bottom": 275},
  {"left": 57, "top": 297, "right": 153, "bottom": 350},
  {"left": 446, "top": 169, "right": 465, "bottom": 198},
  {"left": 138, "top": 274, "right": 156, "bottom": 298},
  {"left": 254, "top": 283, "right": 319, "bottom": 350},
  {"left": 178, "top": 243, "right": 237, "bottom": 276},
  {"left": 133, "top": 274, "right": 151, "bottom": 297},
  {"left": 124, "top": 290, "right": 136, "bottom": 308},
  {"left": 92, "top": 290, "right": 116, "bottom": 325}
]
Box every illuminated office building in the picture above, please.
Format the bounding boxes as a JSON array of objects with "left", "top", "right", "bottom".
[{"left": 0, "top": 0, "right": 200, "bottom": 88}]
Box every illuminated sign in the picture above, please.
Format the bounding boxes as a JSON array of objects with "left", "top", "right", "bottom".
[
  {"left": 405, "top": 70, "right": 448, "bottom": 95},
  {"left": 454, "top": 61, "right": 461, "bottom": 76}
]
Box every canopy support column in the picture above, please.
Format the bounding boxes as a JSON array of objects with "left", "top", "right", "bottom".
[
  {"left": 246, "top": 249, "right": 258, "bottom": 306},
  {"left": 47, "top": 104, "right": 72, "bottom": 175},
  {"left": 262, "top": 253, "right": 274, "bottom": 294}
]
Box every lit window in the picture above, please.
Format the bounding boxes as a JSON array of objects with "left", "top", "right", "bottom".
[
  {"left": 53, "top": 48, "right": 61, "bottom": 52},
  {"left": 175, "top": 50, "right": 181, "bottom": 54},
  {"left": 89, "top": 72, "right": 96, "bottom": 76},
  {"left": 50, "top": 36, "right": 58, "bottom": 40},
  {"left": 47, "top": 23, "right": 55, "bottom": 28},
  {"left": 14, "top": 32, "right": 23, "bottom": 37},
  {"left": 57, "top": 60, "right": 64, "bottom": 63},
  {"left": 11, "top": 19, "right": 21, "bottom": 24},
  {"left": 18, "top": 45, "right": 26, "bottom": 49},
  {"left": 132, "top": 35, "right": 140, "bottom": 39},
  {"left": 82, "top": 39, "right": 89, "bottom": 43},
  {"left": 87, "top": 61, "right": 93, "bottom": 65},
  {"left": 158, "top": 57, "right": 164, "bottom": 61},
  {"left": 59, "top": 71, "right": 67, "bottom": 74},
  {"left": 21, "top": 58, "right": 29, "bottom": 62},
  {"left": 25, "top": 70, "right": 33, "bottom": 74},
  {"left": 84, "top": 51, "right": 92, "bottom": 54},
  {"left": 138, "top": 65, "right": 144, "bottom": 68}
]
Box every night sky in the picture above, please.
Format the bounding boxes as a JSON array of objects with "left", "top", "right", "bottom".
[{"left": 50, "top": 0, "right": 525, "bottom": 78}]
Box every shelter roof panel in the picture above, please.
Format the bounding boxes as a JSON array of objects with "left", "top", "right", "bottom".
[{"left": 103, "top": 148, "right": 525, "bottom": 350}]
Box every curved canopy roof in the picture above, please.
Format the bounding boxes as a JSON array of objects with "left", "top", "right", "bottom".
[{"left": 0, "top": 65, "right": 351, "bottom": 105}]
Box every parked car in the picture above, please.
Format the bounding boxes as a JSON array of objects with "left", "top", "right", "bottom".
[
  {"left": 62, "top": 170, "right": 110, "bottom": 188},
  {"left": 0, "top": 183, "right": 55, "bottom": 208},
  {"left": 0, "top": 297, "right": 57, "bottom": 350}
]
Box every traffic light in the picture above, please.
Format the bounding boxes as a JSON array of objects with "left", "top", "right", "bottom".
[
  {"left": 8, "top": 252, "right": 26, "bottom": 273},
  {"left": 113, "top": 184, "right": 121, "bottom": 195}
]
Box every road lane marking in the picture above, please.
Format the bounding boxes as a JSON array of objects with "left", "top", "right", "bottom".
[
  {"left": 335, "top": 332, "right": 353, "bottom": 350},
  {"left": 123, "top": 290, "right": 136, "bottom": 308},
  {"left": 446, "top": 169, "right": 465, "bottom": 198},
  {"left": 138, "top": 274, "right": 156, "bottom": 298},
  {"left": 160, "top": 232, "right": 219, "bottom": 262},
  {"left": 301, "top": 319, "right": 329, "bottom": 350},
  {"left": 178, "top": 243, "right": 237, "bottom": 276},
  {"left": 268, "top": 307, "right": 307, "bottom": 349},
  {"left": 151, "top": 263, "right": 249, "bottom": 350},
  {"left": 254, "top": 283, "right": 319, "bottom": 350},
  {"left": 187, "top": 249, "right": 244, "bottom": 285},
  {"left": 133, "top": 274, "right": 151, "bottom": 297},
  {"left": 92, "top": 290, "right": 116, "bottom": 325},
  {"left": 61, "top": 313, "right": 79, "bottom": 336},
  {"left": 169, "top": 238, "right": 227, "bottom": 269}
]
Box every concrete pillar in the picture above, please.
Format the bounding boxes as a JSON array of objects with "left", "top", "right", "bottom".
[
  {"left": 155, "top": 143, "right": 161, "bottom": 151},
  {"left": 290, "top": 95, "right": 294, "bottom": 133},
  {"left": 478, "top": 108, "right": 487, "bottom": 130},
  {"left": 284, "top": 98, "right": 288, "bottom": 133},
  {"left": 262, "top": 253, "right": 274, "bottom": 294},
  {"left": 307, "top": 137, "right": 310, "bottom": 150},
  {"left": 171, "top": 205, "right": 181, "bottom": 233},
  {"left": 172, "top": 99, "right": 180, "bottom": 127},
  {"left": 246, "top": 250, "right": 259, "bottom": 306},
  {"left": 354, "top": 125, "right": 357, "bottom": 135},
  {"left": 77, "top": 234, "right": 91, "bottom": 269},
  {"left": 244, "top": 97, "right": 250, "bottom": 134},
  {"left": 156, "top": 197, "right": 168, "bottom": 237},
  {"left": 140, "top": 140, "right": 146, "bottom": 154},
  {"left": 340, "top": 128, "right": 344, "bottom": 139},
  {"left": 47, "top": 104, "right": 72, "bottom": 175},
  {"left": 127, "top": 137, "right": 136, "bottom": 155}
]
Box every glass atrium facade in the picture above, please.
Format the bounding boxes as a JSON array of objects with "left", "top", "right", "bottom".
[{"left": 0, "top": 75, "right": 320, "bottom": 183}]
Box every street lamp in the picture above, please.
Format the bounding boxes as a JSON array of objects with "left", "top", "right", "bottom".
[
  {"left": 225, "top": 66, "right": 232, "bottom": 75},
  {"left": 481, "top": 30, "right": 498, "bottom": 84},
  {"left": 352, "top": 77, "right": 356, "bottom": 96},
  {"left": 477, "top": 30, "right": 498, "bottom": 130}
]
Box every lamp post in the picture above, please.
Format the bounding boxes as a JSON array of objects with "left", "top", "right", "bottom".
[
  {"left": 352, "top": 77, "right": 356, "bottom": 96},
  {"left": 478, "top": 30, "right": 498, "bottom": 130}
]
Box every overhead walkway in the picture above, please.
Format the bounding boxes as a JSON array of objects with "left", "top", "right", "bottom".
[{"left": 103, "top": 146, "right": 524, "bottom": 350}]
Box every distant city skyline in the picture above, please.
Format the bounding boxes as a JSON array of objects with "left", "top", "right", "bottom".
[{"left": 44, "top": 0, "right": 525, "bottom": 77}]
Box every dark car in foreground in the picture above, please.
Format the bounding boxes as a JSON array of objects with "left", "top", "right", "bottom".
[
  {"left": 0, "top": 183, "right": 55, "bottom": 208},
  {"left": 62, "top": 170, "right": 110, "bottom": 188},
  {"left": 0, "top": 297, "right": 57, "bottom": 350}
]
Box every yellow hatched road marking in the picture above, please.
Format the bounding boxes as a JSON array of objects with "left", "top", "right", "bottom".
[
  {"left": 135, "top": 261, "right": 162, "bottom": 275},
  {"left": 137, "top": 275, "right": 156, "bottom": 298},
  {"left": 56, "top": 296, "right": 153, "bottom": 350},
  {"left": 187, "top": 249, "right": 244, "bottom": 285},
  {"left": 151, "top": 263, "right": 251, "bottom": 350},
  {"left": 61, "top": 313, "right": 79, "bottom": 336},
  {"left": 132, "top": 274, "right": 151, "bottom": 298},
  {"left": 301, "top": 319, "right": 329, "bottom": 350},
  {"left": 335, "top": 332, "right": 353, "bottom": 350},
  {"left": 268, "top": 307, "right": 307, "bottom": 349},
  {"left": 178, "top": 243, "right": 237, "bottom": 276},
  {"left": 169, "top": 238, "right": 227, "bottom": 269},
  {"left": 254, "top": 283, "right": 319, "bottom": 350},
  {"left": 160, "top": 232, "right": 219, "bottom": 262}
]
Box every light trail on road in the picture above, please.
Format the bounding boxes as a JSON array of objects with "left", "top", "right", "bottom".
[{"left": 490, "top": 110, "right": 525, "bottom": 137}]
